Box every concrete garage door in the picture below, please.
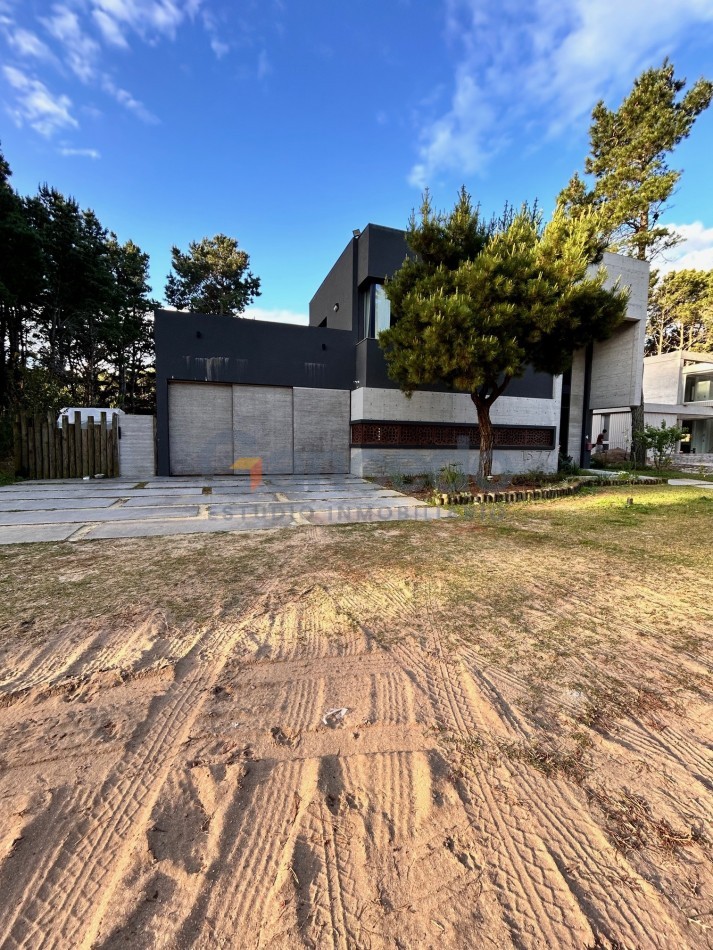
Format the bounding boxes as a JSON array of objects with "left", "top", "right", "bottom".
[
  {"left": 168, "top": 382, "right": 349, "bottom": 475},
  {"left": 233, "top": 385, "right": 293, "bottom": 474},
  {"left": 294, "top": 387, "right": 350, "bottom": 474},
  {"left": 168, "top": 382, "right": 233, "bottom": 475}
]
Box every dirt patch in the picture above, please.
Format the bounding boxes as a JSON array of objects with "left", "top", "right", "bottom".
[{"left": 0, "top": 486, "right": 711, "bottom": 947}]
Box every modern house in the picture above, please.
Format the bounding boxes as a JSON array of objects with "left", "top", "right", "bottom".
[
  {"left": 592, "top": 350, "right": 713, "bottom": 457},
  {"left": 154, "top": 224, "right": 649, "bottom": 478}
]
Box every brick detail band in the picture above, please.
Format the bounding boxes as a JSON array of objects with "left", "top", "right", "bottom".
[{"left": 350, "top": 422, "right": 555, "bottom": 450}]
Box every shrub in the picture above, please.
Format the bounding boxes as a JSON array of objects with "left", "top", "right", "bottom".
[{"left": 636, "top": 420, "right": 685, "bottom": 469}]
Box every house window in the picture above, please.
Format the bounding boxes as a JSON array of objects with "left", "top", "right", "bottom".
[
  {"left": 684, "top": 372, "right": 713, "bottom": 402},
  {"left": 360, "top": 282, "right": 391, "bottom": 339}
]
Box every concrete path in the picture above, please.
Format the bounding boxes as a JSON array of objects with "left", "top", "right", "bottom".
[
  {"left": 667, "top": 478, "right": 713, "bottom": 488},
  {"left": 0, "top": 475, "right": 450, "bottom": 544}
]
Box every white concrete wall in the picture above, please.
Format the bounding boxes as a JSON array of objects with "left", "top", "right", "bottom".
[
  {"left": 643, "top": 353, "right": 683, "bottom": 404},
  {"left": 351, "top": 447, "right": 557, "bottom": 478},
  {"left": 590, "top": 319, "right": 645, "bottom": 410},
  {"left": 351, "top": 386, "right": 560, "bottom": 428},
  {"left": 119, "top": 415, "right": 156, "bottom": 478}
]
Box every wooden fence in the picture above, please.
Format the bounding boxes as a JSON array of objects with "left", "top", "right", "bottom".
[{"left": 14, "top": 412, "right": 120, "bottom": 479}]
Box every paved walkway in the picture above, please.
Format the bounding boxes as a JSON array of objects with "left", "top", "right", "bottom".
[{"left": 0, "top": 475, "right": 449, "bottom": 544}]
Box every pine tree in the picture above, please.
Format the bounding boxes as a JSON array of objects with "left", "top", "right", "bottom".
[
  {"left": 558, "top": 59, "right": 713, "bottom": 262},
  {"left": 380, "top": 190, "right": 628, "bottom": 478},
  {"left": 646, "top": 269, "right": 713, "bottom": 355},
  {"left": 165, "top": 234, "right": 261, "bottom": 316}
]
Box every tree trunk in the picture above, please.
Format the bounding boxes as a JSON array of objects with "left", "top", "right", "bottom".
[
  {"left": 472, "top": 394, "right": 494, "bottom": 478},
  {"left": 630, "top": 395, "right": 646, "bottom": 468}
]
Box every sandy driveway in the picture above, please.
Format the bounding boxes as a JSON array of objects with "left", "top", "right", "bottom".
[{"left": 0, "top": 487, "right": 711, "bottom": 947}]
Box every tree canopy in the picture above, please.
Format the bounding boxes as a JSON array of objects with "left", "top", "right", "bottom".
[
  {"left": 165, "top": 234, "right": 261, "bottom": 316},
  {"left": 380, "top": 189, "right": 629, "bottom": 476},
  {"left": 646, "top": 268, "right": 713, "bottom": 355},
  {"left": 558, "top": 59, "right": 713, "bottom": 262},
  {"left": 0, "top": 144, "right": 157, "bottom": 420}
]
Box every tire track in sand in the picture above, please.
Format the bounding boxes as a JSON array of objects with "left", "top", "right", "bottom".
[{"left": 0, "top": 585, "right": 280, "bottom": 949}]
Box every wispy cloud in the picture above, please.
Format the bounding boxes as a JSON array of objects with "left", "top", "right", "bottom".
[
  {"left": 58, "top": 145, "right": 101, "bottom": 158},
  {"left": 658, "top": 222, "right": 713, "bottom": 274},
  {"left": 101, "top": 75, "right": 158, "bottom": 124},
  {"left": 243, "top": 307, "right": 308, "bottom": 326},
  {"left": 3, "top": 64, "right": 78, "bottom": 135},
  {"left": 3, "top": 25, "right": 55, "bottom": 62},
  {"left": 409, "top": 0, "right": 713, "bottom": 187},
  {"left": 41, "top": 4, "right": 100, "bottom": 83},
  {"left": 257, "top": 49, "right": 271, "bottom": 80}
]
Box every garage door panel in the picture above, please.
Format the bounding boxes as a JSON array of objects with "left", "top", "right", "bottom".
[
  {"left": 169, "top": 383, "right": 233, "bottom": 475},
  {"left": 233, "top": 385, "right": 293, "bottom": 474},
  {"left": 293, "top": 388, "right": 349, "bottom": 474}
]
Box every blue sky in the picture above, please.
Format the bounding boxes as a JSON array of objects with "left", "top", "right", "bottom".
[{"left": 2, "top": 0, "right": 713, "bottom": 324}]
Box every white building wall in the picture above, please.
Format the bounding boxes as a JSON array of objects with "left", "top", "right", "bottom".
[
  {"left": 350, "top": 386, "right": 560, "bottom": 428},
  {"left": 643, "top": 353, "right": 683, "bottom": 404}
]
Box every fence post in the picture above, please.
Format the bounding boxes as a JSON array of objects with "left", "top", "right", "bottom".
[
  {"left": 87, "top": 415, "right": 95, "bottom": 478},
  {"left": 34, "top": 414, "right": 43, "bottom": 479},
  {"left": 13, "top": 414, "right": 22, "bottom": 476},
  {"left": 100, "top": 411, "right": 107, "bottom": 475},
  {"left": 20, "top": 412, "right": 29, "bottom": 475},
  {"left": 62, "top": 415, "right": 70, "bottom": 478},
  {"left": 112, "top": 414, "right": 119, "bottom": 477},
  {"left": 46, "top": 411, "right": 56, "bottom": 479}
]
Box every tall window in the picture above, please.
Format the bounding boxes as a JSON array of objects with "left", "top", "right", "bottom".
[{"left": 361, "top": 282, "right": 391, "bottom": 339}]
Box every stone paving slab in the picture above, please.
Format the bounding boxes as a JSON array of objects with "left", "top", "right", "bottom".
[
  {"left": 0, "top": 505, "right": 200, "bottom": 526},
  {"left": 0, "top": 523, "right": 79, "bottom": 544},
  {"left": 668, "top": 478, "right": 713, "bottom": 488},
  {"left": 0, "top": 496, "right": 121, "bottom": 512},
  {"left": 0, "top": 475, "right": 439, "bottom": 543}
]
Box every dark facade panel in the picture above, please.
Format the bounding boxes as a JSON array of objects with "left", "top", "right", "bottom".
[
  {"left": 309, "top": 240, "right": 355, "bottom": 331},
  {"left": 357, "top": 224, "right": 412, "bottom": 287},
  {"left": 359, "top": 338, "right": 553, "bottom": 398}
]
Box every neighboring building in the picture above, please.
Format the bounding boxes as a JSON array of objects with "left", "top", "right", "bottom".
[
  {"left": 592, "top": 351, "right": 713, "bottom": 458},
  {"left": 154, "top": 224, "right": 648, "bottom": 478}
]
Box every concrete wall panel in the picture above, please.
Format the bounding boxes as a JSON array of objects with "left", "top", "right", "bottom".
[
  {"left": 233, "top": 385, "right": 294, "bottom": 474},
  {"left": 119, "top": 415, "right": 155, "bottom": 478},
  {"left": 168, "top": 383, "right": 233, "bottom": 475},
  {"left": 294, "top": 388, "right": 350, "bottom": 474}
]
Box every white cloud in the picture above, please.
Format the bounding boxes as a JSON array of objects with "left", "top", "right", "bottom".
[
  {"left": 90, "top": 0, "right": 201, "bottom": 43},
  {"left": 257, "top": 49, "right": 271, "bottom": 80},
  {"left": 410, "top": 0, "right": 713, "bottom": 186},
  {"left": 91, "top": 9, "right": 129, "bottom": 49},
  {"left": 58, "top": 145, "right": 101, "bottom": 158},
  {"left": 658, "top": 222, "right": 713, "bottom": 274},
  {"left": 243, "top": 307, "right": 308, "bottom": 326},
  {"left": 41, "top": 4, "right": 100, "bottom": 82},
  {"left": 5, "top": 26, "right": 54, "bottom": 61},
  {"left": 210, "top": 36, "right": 229, "bottom": 58},
  {"left": 101, "top": 75, "right": 159, "bottom": 123},
  {"left": 2, "top": 64, "right": 78, "bottom": 135}
]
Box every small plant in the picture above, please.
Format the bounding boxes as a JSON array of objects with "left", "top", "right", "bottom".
[
  {"left": 558, "top": 452, "right": 580, "bottom": 476},
  {"left": 635, "top": 420, "right": 685, "bottom": 470},
  {"left": 436, "top": 462, "right": 468, "bottom": 493}
]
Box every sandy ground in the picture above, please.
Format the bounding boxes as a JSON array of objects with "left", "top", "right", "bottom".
[{"left": 0, "top": 486, "right": 711, "bottom": 948}]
